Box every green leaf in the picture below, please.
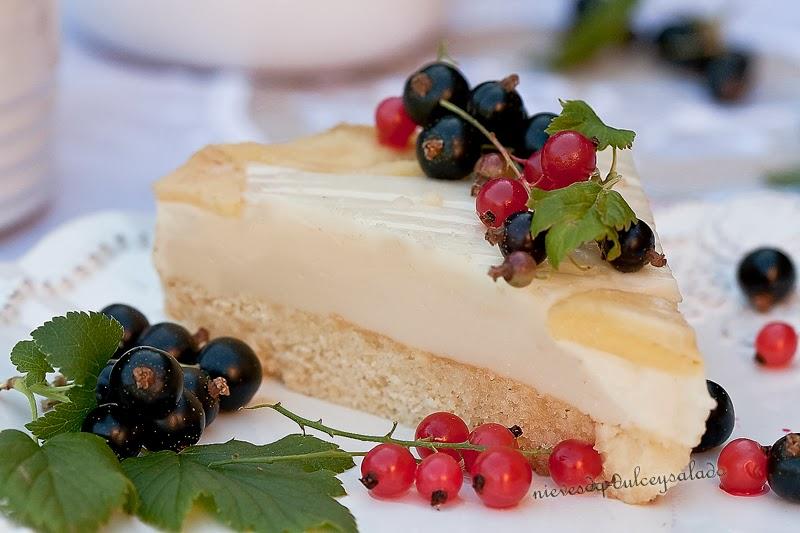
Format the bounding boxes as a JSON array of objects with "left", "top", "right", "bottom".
[
  {"left": 546, "top": 100, "right": 636, "bottom": 151},
  {"left": 766, "top": 167, "right": 800, "bottom": 187},
  {"left": 0, "top": 429, "right": 136, "bottom": 533},
  {"left": 26, "top": 387, "right": 96, "bottom": 440},
  {"left": 31, "top": 311, "right": 122, "bottom": 388},
  {"left": 10, "top": 340, "right": 53, "bottom": 387},
  {"left": 122, "top": 435, "right": 357, "bottom": 533},
  {"left": 529, "top": 181, "right": 637, "bottom": 268},
  {"left": 552, "top": 0, "right": 639, "bottom": 69}
]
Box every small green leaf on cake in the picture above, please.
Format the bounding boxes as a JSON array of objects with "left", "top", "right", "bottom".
[
  {"left": 546, "top": 100, "right": 636, "bottom": 151},
  {"left": 26, "top": 387, "right": 97, "bottom": 440},
  {"left": 10, "top": 340, "right": 53, "bottom": 387}
]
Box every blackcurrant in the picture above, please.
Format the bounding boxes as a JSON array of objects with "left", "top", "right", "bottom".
[
  {"left": 466, "top": 76, "right": 527, "bottom": 146},
  {"left": 693, "top": 380, "right": 735, "bottom": 453},
  {"left": 110, "top": 346, "right": 184, "bottom": 417},
  {"left": 516, "top": 112, "right": 557, "bottom": 159},
  {"left": 81, "top": 403, "right": 144, "bottom": 459},
  {"left": 197, "top": 337, "right": 262, "bottom": 412},
  {"left": 655, "top": 18, "right": 719, "bottom": 70},
  {"left": 95, "top": 359, "right": 117, "bottom": 404},
  {"left": 135, "top": 322, "right": 205, "bottom": 364},
  {"left": 101, "top": 303, "right": 149, "bottom": 357},
  {"left": 767, "top": 433, "right": 800, "bottom": 503},
  {"left": 601, "top": 220, "right": 665, "bottom": 273},
  {"left": 402, "top": 62, "right": 470, "bottom": 126},
  {"left": 416, "top": 115, "right": 481, "bottom": 181},
  {"left": 737, "top": 248, "right": 796, "bottom": 312},
  {"left": 500, "top": 211, "right": 547, "bottom": 265},
  {"left": 144, "top": 390, "right": 206, "bottom": 452},
  {"left": 182, "top": 365, "right": 228, "bottom": 427},
  {"left": 706, "top": 51, "right": 751, "bottom": 102}
]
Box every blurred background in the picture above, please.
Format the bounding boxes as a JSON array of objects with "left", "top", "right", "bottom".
[{"left": 1, "top": 0, "right": 799, "bottom": 260}]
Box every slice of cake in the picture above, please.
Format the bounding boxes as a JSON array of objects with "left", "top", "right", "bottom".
[{"left": 153, "top": 124, "right": 714, "bottom": 504}]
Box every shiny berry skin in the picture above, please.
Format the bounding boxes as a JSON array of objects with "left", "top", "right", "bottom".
[
  {"left": 737, "top": 248, "right": 796, "bottom": 311},
  {"left": 403, "top": 62, "right": 469, "bottom": 126},
  {"left": 475, "top": 178, "right": 529, "bottom": 228},
  {"left": 548, "top": 439, "right": 603, "bottom": 488},
  {"left": 767, "top": 433, "right": 800, "bottom": 503},
  {"left": 415, "top": 452, "right": 463, "bottom": 506},
  {"left": 197, "top": 337, "right": 262, "bottom": 412},
  {"left": 110, "top": 346, "right": 184, "bottom": 418},
  {"left": 136, "top": 322, "right": 202, "bottom": 365},
  {"left": 717, "top": 438, "right": 769, "bottom": 496},
  {"left": 359, "top": 443, "right": 416, "bottom": 497},
  {"left": 517, "top": 112, "right": 557, "bottom": 159},
  {"left": 693, "top": 380, "right": 735, "bottom": 453},
  {"left": 415, "top": 412, "right": 470, "bottom": 462},
  {"left": 81, "top": 403, "right": 144, "bottom": 459},
  {"left": 706, "top": 51, "right": 751, "bottom": 103},
  {"left": 375, "top": 96, "right": 416, "bottom": 149},
  {"left": 182, "top": 365, "right": 224, "bottom": 426},
  {"left": 601, "top": 220, "right": 660, "bottom": 273},
  {"left": 501, "top": 211, "right": 547, "bottom": 265},
  {"left": 540, "top": 130, "right": 596, "bottom": 188},
  {"left": 95, "top": 359, "right": 117, "bottom": 404},
  {"left": 101, "top": 303, "right": 149, "bottom": 356},
  {"left": 466, "top": 75, "right": 527, "bottom": 146},
  {"left": 144, "top": 390, "right": 206, "bottom": 452},
  {"left": 470, "top": 447, "right": 532, "bottom": 508},
  {"left": 489, "top": 252, "right": 538, "bottom": 288},
  {"left": 755, "top": 322, "right": 797, "bottom": 367},
  {"left": 462, "top": 423, "right": 520, "bottom": 472},
  {"left": 417, "top": 115, "right": 481, "bottom": 181},
  {"left": 522, "top": 150, "right": 545, "bottom": 188}
]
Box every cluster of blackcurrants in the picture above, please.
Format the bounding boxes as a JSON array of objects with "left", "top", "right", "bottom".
[{"left": 81, "top": 303, "right": 262, "bottom": 459}]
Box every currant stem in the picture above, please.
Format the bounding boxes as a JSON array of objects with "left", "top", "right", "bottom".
[
  {"left": 208, "top": 449, "right": 367, "bottom": 468},
  {"left": 605, "top": 146, "right": 619, "bottom": 183},
  {"left": 8, "top": 379, "right": 39, "bottom": 420},
  {"left": 438, "top": 100, "right": 523, "bottom": 181}
]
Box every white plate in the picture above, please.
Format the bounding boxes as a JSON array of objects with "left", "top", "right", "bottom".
[{"left": 0, "top": 204, "right": 799, "bottom": 532}]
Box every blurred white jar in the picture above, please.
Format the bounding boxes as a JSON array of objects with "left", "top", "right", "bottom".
[
  {"left": 66, "top": 0, "right": 446, "bottom": 70},
  {"left": 0, "top": 0, "right": 58, "bottom": 232}
]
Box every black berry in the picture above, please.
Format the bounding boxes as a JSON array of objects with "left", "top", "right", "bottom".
[
  {"left": 706, "top": 51, "right": 751, "bottom": 102},
  {"left": 182, "top": 365, "right": 228, "bottom": 427},
  {"left": 110, "top": 346, "right": 184, "bottom": 417},
  {"left": 136, "top": 322, "right": 205, "bottom": 364},
  {"left": 516, "top": 112, "right": 557, "bottom": 159},
  {"left": 655, "top": 18, "right": 719, "bottom": 70},
  {"left": 95, "top": 359, "right": 116, "bottom": 404},
  {"left": 767, "top": 433, "right": 800, "bottom": 503},
  {"left": 402, "top": 62, "right": 470, "bottom": 126},
  {"left": 416, "top": 115, "right": 481, "bottom": 181},
  {"left": 693, "top": 380, "right": 735, "bottom": 453},
  {"left": 500, "top": 211, "right": 547, "bottom": 265},
  {"left": 101, "top": 303, "right": 149, "bottom": 357},
  {"left": 737, "top": 248, "right": 795, "bottom": 312},
  {"left": 144, "top": 390, "right": 206, "bottom": 452},
  {"left": 81, "top": 403, "right": 144, "bottom": 459},
  {"left": 601, "top": 220, "right": 665, "bottom": 273},
  {"left": 466, "top": 75, "right": 527, "bottom": 146},
  {"left": 197, "top": 338, "right": 262, "bottom": 412}
]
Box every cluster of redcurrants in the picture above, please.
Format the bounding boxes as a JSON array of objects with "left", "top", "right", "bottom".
[
  {"left": 81, "top": 303, "right": 262, "bottom": 459},
  {"left": 358, "top": 411, "right": 603, "bottom": 508},
  {"left": 717, "top": 433, "right": 800, "bottom": 503}
]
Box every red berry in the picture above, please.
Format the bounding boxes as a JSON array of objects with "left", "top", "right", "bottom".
[
  {"left": 470, "top": 447, "right": 532, "bottom": 508},
  {"left": 415, "top": 412, "right": 470, "bottom": 462},
  {"left": 522, "top": 150, "right": 545, "bottom": 187},
  {"left": 755, "top": 322, "right": 797, "bottom": 367},
  {"left": 717, "top": 438, "right": 769, "bottom": 496},
  {"left": 548, "top": 439, "right": 603, "bottom": 488},
  {"left": 475, "top": 178, "right": 529, "bottom": 228},
  {"left": 462, "top": 423, "right": 519, "bottom": 471},
  {"left": 415, "top": 453, "right": 464, "bottom": 506},
  {"left": 375, "top": 96, "right": 417, "bottom": 149},
  {"left": 540, "top": 130, "right": 596, "bottom": 188},
  {"left": 360, "top": 443, "right": 417, "bottom": 497}
]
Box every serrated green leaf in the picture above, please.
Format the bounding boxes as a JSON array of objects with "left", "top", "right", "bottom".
[
  {"left": 123, "top": 435, "right": 357, "bottom": 533},
  {"left": 0, "top": 429, "right": 136, "bottom": 533},
  {"left": 31, "top": 311, "right": 122, "bottom": 388},
  {"left": 26, "top": 387, "right": 96, "bottom": 440},
  {"left": 10, "top": 340, "right": 53, "bottom": 387},
  {"left": 546, "top": 100, "right": 636, "bottom": 151}
]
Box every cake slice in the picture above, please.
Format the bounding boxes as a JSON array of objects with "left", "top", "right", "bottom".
[{"left": 153, "top": 125, "right": 714, "bottom": 504}]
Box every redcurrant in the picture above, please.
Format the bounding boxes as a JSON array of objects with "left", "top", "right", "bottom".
[
  {"left": 415, "top": 453, "right": 464, "bottom": 506},
  {"left": 375, "top": 96, "right": 417, "bottom": 149},
  {"left": 475, "top": 178, "right": 529, "bottom": 228},
  {"left": 470, "top": 447, "right": 532, "bottom": 508},
  {"left": 755, "top": 322, "right": 797, "bottom": 367},
  {"left": 548, "top": 439, "right": 603, "bottom": 488},
  {"left": 359, "top": 443, "right": 417, "bottom": 498},
  {"left": 717, "top": 438, "right": 769, "bottom": 496},
  {"left": 522, "top": 150, "right": 545, "bottom": 187},
  {"left": 415, "top": 412, "right": 470, "bottom": 462},
  {"left": 462, "top": 423, "right": 519, "bottom": 471},
  {"left": 540, "top": 130, "right": 596, "bottom": 188}
]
